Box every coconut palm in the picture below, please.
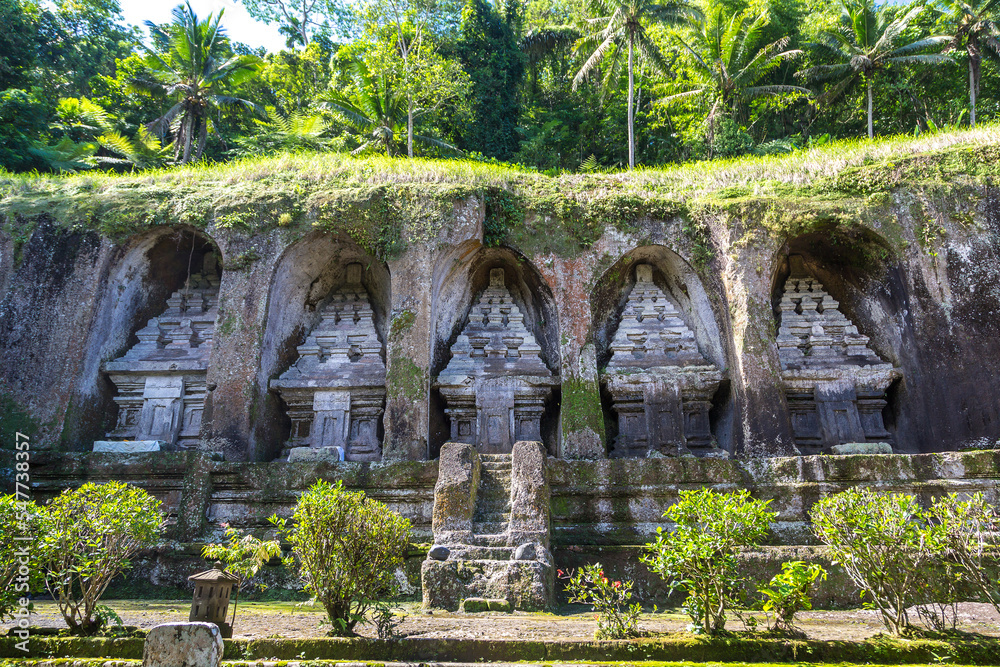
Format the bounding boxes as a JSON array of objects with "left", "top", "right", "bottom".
[
  {"left": 799, "top": 0, "right": 951, "bottom": 139},
  {"left": 573, "top": 0, "right": 697, "bottom": 169},
  {"left": 661, "top": 3, "right": 809, "bottom": 148},
  {"left": 325, "top": 59, "right": 459, "bottom": 156},
  {"left": 137, "top": 2, "right": 263, "bottom": 163},
  {"left": 939, "top": 0, "right": 1000, "bottom": 126}
]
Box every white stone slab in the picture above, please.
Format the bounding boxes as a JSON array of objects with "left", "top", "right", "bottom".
[
  {"left": 287, "top": 446, "right": 345, "bottom": 463},
  {"left": 93, "top": 440, "right": 163, "bottom": 453},
  {"left": 829, "top": 442, "right": 893, "bottom": 455},
  {"left": 143, "top": 622, "right": 223, "bottom": 667}
]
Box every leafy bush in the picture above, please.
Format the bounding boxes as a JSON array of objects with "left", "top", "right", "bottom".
[
  {"left": 37, "top": 481, "right": 163, "bottom": 635},
  {"left": 202, "top": 522, "right": 282, "bottom": 628},
  {"left": 0, "top": 494, "right": 41, "bottom": 621},
  {"left": 759, "top": 560, "right": 827, "bottom": 632},
  {"left": 927, "top": 492, "right": 1000, "bottom": 619},
  {"left": 641, "top": 488, "right": 776, "bottom": 634},
  {"left": 810, "top": 488, "right": 942, "bottom": 635},
  {"left": 275, "top": 480, "right": 410, "bottom": 636},
  {"left": 559, "top": 564, "right": 643, "bottom": 639}
]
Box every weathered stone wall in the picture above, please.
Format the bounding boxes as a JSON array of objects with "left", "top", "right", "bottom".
[{"left": 4, "top": 179, "right": 1000, "bottom": 459}]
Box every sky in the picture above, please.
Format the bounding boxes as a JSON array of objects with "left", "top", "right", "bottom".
[{"left": 119, "top": 0, "right": 287, "bottom": 53}]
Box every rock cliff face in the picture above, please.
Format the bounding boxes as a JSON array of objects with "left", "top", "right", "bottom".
[{"left": 2, "top": 140, "right": 1000, "bottom": 460}]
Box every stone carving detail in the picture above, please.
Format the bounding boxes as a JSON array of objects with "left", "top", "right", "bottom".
[
  {"left": 601, "top": 264, "right": 724, "bottom": 458},
  {"left": 270, "top": 263, "right": 386, "bottom": 462},
  {"left": 102, "top": 260, "right": 220, "bottom": 449},
  {"left": 435, "top": 268, "right": 558, "bottom": 454},
  {"left": 776, "top": 256, "right": 902, "bottom": 454}
]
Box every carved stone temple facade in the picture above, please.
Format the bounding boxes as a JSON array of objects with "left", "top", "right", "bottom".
[
  {"left": 270, "top": 263, "right": 386, "bottom": 462},
  {"left": 100, "top": 263, "right": 220, "bottom": 451},
  {"left": 776, "top": 257, "right": 902, "bottom": 455},
  {"left": 601, "top": 264, "right": 724, "bottom": 458},
  {"left": 435, "top": 268, "right": 559, "bottom": 454}
]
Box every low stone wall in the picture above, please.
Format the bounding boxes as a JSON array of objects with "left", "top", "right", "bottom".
[
  {"left": 9, "top": 449, "right": 999, "bottom": 605},
  {"left": 549, "top": 450, "right": 1000, "bottom": 546}
]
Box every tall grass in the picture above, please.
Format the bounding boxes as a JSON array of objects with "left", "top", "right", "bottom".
[{"left": 2, "top": 124, "right": 997, "bottom": 201}]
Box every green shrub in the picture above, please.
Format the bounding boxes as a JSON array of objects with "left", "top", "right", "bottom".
[
  {"left": 926, "top": 492, "right": 1000, "bottom": 620},
  {"left": 275, "top": 480, "right": 410, "bottom": 636},
  {"left": 37, "top": 481, "right": 163, "bottom": 635},
  {"left": 810, "top": 488, "right": 942, "bottom": 635},
  {"left": 641, "top": 488, "right": 776, "bottom": 635},
  {"left": 559, "top": 563, "right": 643, "bottom": 639},
  {"left": 0, "top": 494, "right": 41, "bottom": 621},
  {"left": 759, "top": 560, "right": 827, "bottom": 632},
  {"left": 202, "top": 522, "right": 282, "bottom": 628}
]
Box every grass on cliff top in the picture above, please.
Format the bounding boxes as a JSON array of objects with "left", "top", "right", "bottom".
[{"left": 2, "top": 124, "right": 999, "bottom": 202}]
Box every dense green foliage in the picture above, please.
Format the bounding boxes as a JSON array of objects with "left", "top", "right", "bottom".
[
  {"left": 758, "top": 560, "right": 827, "bottom": 632},
  {"left": 201, "top": 522, "right": 282, "bottom": 627},
  {"left": 2, "top": 0, "right": 997, "bottom": 174},
  {"left": 276, "top": 480, "right": 411, "bottom": 636},
  {"left": 36, "top": 481, "right": 164, "bottom": 636},
  {"left": 811, "top": 488, "right": 1000, "bottom": 636},
  {"left": 642, "top": 488, "right": 777, "bottom": 635}
]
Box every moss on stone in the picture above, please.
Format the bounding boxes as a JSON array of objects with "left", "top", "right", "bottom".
[{"left": 559, "top": 376, "right": 605, "bottom": 441}]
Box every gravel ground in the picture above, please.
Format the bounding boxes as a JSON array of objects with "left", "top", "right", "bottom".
[{"left": 5, "top": 600, "right": 1000, "bottom": 641}]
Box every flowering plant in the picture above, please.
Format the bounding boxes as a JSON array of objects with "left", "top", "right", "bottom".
[{"left": 559, "top": 563, "right": 643, "bottom": 639}]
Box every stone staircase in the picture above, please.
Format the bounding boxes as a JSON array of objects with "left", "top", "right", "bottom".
[{"left": 423, "top": 441, "right": 553, "bottom": 610}]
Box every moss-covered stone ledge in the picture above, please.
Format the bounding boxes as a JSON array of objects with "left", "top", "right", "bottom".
[{"left": 4, "top": 634, "right": 1000, "bottom": 664}]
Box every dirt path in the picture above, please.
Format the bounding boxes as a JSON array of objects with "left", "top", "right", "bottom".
[{"left": 6, "top": 601, "right": 1000, "bottom": 641}]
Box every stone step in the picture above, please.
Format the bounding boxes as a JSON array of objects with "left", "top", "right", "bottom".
[
  {"left": 480, "top": 461, "right": 512, "bottom": 470},
  {"left": 479, "top": 454, "right": 512, "bottom": 462},
  {"left": 448, "top": 545, "right": 515, "bottom": 560},
  {"left": 473, "top": 513, "right": 510, "bottom": 525},
  {"left": 468, "top": 532, "right": 510, "bottom": 547},
  {"left": 472, "top": 522, "right": 509, "bottom": 536}
]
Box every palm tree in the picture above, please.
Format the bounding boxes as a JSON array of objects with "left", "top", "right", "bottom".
[
  {"left": 799, "top": 0, "right": 951, "bottom": 139},
  {"left": 137, "top": 2, "right": 263, "bottom": 163},
  {"left": 325, "top": 59, "right": 459, "bottom": 156},
  {"left": 661, "top": 4, "right": 808, "bottom": 149},
  {"left": 573, "top": 0, "right": 696, "bottom": 169},
  {"left": 939, "top": 0, "right": 1000, "bottom": 126}
]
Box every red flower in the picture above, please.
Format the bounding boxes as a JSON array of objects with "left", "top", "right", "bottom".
[{"left": 613, "top": 581, "right": 621, "bottom": 588}]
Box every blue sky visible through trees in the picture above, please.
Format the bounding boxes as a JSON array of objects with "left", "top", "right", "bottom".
[{"left": 120, "top": 0, "right": 286, "bottom": 51}]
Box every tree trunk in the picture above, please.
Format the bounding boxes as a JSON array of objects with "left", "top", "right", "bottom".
[
  {"left": 408, "top": 94, "right": 414, "bottom": 158},
  {"left": 628, "top": 38, "right": 635, "bottom": 170},
  {"left": 969, "top": 57, "right": 978, "bottom": 128},
  {"left": 182, "top": 114, "right": 194, "bottom": 163},
  {"left": 867, "top": 79, "right": 874, "bottom": 139},
  {"left": 195, "top": 117, "right": 208, "bottom": 162}
]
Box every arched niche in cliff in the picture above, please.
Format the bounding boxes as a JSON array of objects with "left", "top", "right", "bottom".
[
  {"left": 257, "top": 231, "right": 390, "bottom": 462},
  {"left": 76, "top": 227, "right": 223, "bottom": 450},
  {"left": 591, "top": 246, "right": 732, "bottom": 457},
  {"left": 429, "top": 242, "right": 561, "bottom": 458},
  {"left": 769, "top": 228, "right": 906, "bottom": 454}
]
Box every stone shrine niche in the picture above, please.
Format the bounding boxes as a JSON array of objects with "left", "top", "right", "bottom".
[
  {"left": 600, "top": 264, "right": 724, "bottom": 458},
  {"left": 270, "top": 263, "right": 386, "bottom": 462},
  {"left": 101, "top": 254, "right": 221, "bottom": 449},
  {"left": 776, "top": 256, "right": 901, "bottom": 454},
  {"left": 435, "top": 268, "right": 558, "bottom": 454}
]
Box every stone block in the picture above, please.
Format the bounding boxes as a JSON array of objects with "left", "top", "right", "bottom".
[
  {"left": 287, "top": 446, "right": 344, "bottom": 462},
  {"left": 460, "top": 597, "right": 511, "bottom": 613},
  {"left": 421, "top": 558, "right": 552, "bottom": 611},
  {"left": 509, "top": 441, "right": 549, "bottom": 542},
  {"left": 829, "top": 442, "right": 893, "bottom": 455},
  {"left": 93, "top": 440, "right": 163, "bottom": 453},
  {"left": 143, "top": 622, "right": 223, "bottom": 667},
  {"left": 432, "top": 442, "right": 480, "bottom": 535}
]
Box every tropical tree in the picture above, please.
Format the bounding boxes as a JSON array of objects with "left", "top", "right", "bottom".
[
  {"left": 799, "top": 0, "right": 951, "bottom": 138},
  {"left": 661, "top": 3, "right": 808, "bottom": 149},
  {"left": 325, "top": 59, "right": 460, "bottom": 156},
  {"left": 573, "top": 0, "right": 695, "bottom": 169},
  {"left": 138, "top": 2, "right": 263, "bottom": 163},
  {"left": 938, "top": 0, "right": 1000, "bottom": 126},
  {"left": 232, "top": 106, "right": 334, "bottom": 156}
]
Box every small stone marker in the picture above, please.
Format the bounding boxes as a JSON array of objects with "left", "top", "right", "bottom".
[
  {"left": 93, "top": 440, "right": 163, "bottom": 453},
  {"left": 513, "top": 543, "right": 536, "bottom": 561},
  {"left": 143, "top": 622, "right": 223, "bottom": 667},
  {"left": 829, "top": 442, "right": 893, "bottom": 455}
]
